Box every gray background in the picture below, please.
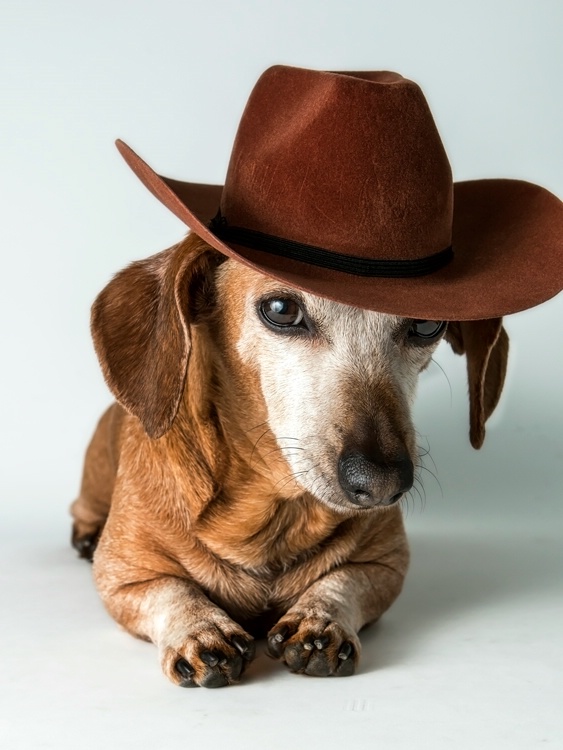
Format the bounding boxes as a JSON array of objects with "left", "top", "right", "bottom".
[{"left": 1, "top": 1, "right": 562, "bottom": 748}]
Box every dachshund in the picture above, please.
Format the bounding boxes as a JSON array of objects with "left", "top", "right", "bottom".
[{"left": 71, "top": 232, "right": 508, "bottom": 688}]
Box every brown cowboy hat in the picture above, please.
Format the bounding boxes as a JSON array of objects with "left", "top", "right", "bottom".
[{"left": 116, "top": 65, "right": 563, "bottom": 321}]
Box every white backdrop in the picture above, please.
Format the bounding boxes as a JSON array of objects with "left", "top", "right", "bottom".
[
  {"left": 1, "top": 2, "right": 562, "bottom": 749},
  {"left": 1, "top": 0, "right": 562, "bottom": 522}
]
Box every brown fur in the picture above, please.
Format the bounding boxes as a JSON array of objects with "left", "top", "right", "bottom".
[
  {"left": 445, "top": 319, "right": 509, "bottom": 448},
  {"left": 72, "top": 232, "right": 508, "bottom": 687}
]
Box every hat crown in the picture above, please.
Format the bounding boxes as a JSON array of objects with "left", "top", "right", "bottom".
[{"left": 221, "top": 66, "right": 453, "bottom": 261}]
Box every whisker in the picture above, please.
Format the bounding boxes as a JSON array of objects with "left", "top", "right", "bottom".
[
  {"left": 405, "top": 489, "right": 415, "bottom": 516},
  {"left": 269, "top": 469, "right": 310, "bottom": 500},
  {"left": 419, "top": 441, "right": 439, "bottom": 476},
  {"left": 260, "top": 445, "right": 305, "bottom": 461},
  {"left": 430, "top": 356, "right": 452, "bottom": 405},
  {"left": 245, "top": 420, "right": 270, "bottom": 434},
  {"left": 308, "top": 469, "right": 330, "bottom": 504},
  {"left": 414, "top": 431, "right": 440, "bottom": 496},
  {"left": 415, "top": 463, "right": 443, "bottom": 500},
  {"left": 249, "top": 434, "right": 305, "bottom": 467},
  {"left": 249, "top": 428, "right": 274, "bottom": 467},
  {"left": 412, "top": 476, "right": 427, "bottom": 510}
]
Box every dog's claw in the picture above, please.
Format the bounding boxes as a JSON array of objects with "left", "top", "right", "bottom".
[
  {"left": 172, "top": 634, "right": 253, "bottom": 688},
  {"left": 269, "top": 614, "right": 359, "bottom": 676},
  {"left": 175, "top": 658, "right": 195, "bottom": 679},
  {"left": 200, "top": 651, "right": 220, "bottom": 667},
  {"left": 231, "top": 635, "right": 255, "bottom": 661},
  {"left": 267, "top": 625, "right": 291, "bottom": 658}
]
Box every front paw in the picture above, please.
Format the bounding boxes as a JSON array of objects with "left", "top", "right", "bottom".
[
  {"left": 160, "top": 617, "right": 255, "bottom": 688},
  {"left": 267, "top": 611, "right": 359, "bottom": 677}
]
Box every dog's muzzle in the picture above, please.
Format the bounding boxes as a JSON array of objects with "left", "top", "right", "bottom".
[{"left": 337, "top": 450, "right": 413, "bottom": 508}]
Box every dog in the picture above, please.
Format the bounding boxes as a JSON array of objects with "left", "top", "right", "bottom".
[{"left": 71, "top": 231, "right": 509, "bottom": 688}]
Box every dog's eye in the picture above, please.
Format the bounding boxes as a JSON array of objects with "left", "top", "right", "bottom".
[
  {"left": 259, "top": 298, "right": 305, "bottom": 328},
  {"left": 408, "top": 320, "right": 446, "bottom": 340}
]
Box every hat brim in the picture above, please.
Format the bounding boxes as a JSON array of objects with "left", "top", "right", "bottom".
[{"left": 116, "top": 139, "right": 563, "bottom": 321}]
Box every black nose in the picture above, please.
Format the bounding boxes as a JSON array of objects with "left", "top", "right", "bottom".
[{"left": 338, "top": 451, "right": 413, "bottom": 508}]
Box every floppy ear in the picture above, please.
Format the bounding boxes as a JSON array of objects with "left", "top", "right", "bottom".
[
  {"left": 445, "top": 319, "right": 510, "bottom": 449},
  {"left": 91, "top": 234, "right": 219, "bottom": 439}
]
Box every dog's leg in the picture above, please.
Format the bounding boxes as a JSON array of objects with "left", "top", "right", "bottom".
[
  {"left": 267, "top": 562, "right": 403, "bottom": 676},
  {"left": 70, "top": 403, "right": 124, "bottom": 560},
  {"left": 267, "top": 509, "right": 409, "bottom": 677},
  {"left": 92, "top": 544, "right": 256, "bottom": 688}
]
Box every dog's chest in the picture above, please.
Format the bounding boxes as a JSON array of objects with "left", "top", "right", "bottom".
[
  {"left": 185, "top": 495, "right": 363, "bottom": 622},
  {"left": 195, "top": 493, "right": 340, "bottom": 570}
]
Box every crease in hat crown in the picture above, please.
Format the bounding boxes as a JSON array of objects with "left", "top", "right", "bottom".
[{"left": 218, "top": 65, "right": 454, "bottom": 264}]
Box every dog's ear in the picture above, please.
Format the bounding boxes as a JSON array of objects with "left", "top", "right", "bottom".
[
  {"left": 445, "top": 319, "right": 510, "bottom": 449},
  {"left": 91, "top": 235, "right": 219, "bottom": 439}
]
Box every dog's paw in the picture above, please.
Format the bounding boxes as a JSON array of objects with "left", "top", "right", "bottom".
[
  {"left": 160, "top": 617, "right": 256, "bottom": 688},
  {"left": 71, "top": 523, "right": 103, "bottom": 562},
  {"left": 267, "top": 611, "right": 360, "bottom": 677}
]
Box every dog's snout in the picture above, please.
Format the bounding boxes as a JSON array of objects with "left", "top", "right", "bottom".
[{"left": 338, "top": 451, "right": 413, "bottom": 508}]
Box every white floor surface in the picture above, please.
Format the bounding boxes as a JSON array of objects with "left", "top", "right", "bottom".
[{"left": 2, "top": 515, "right": 562, "bottom": 750}]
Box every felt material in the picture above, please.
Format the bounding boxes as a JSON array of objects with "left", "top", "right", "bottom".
[{"left": 115, "top": 65, "right": 563, "bottom": 321}]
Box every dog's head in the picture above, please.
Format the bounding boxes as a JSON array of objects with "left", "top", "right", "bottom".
[{"left": 92, "top": 234, "right": 509, "bottom": 514}]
